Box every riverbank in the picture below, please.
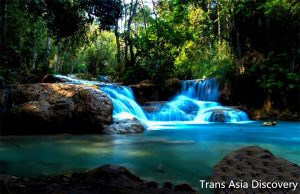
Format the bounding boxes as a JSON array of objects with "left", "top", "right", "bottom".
[{"left": 0, "top": 165, "right": 198, "bottom": 194}]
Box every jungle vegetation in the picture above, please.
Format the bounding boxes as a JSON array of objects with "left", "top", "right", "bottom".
[{"left": 0, "top": 0, "right": 299, "bottom": 110}]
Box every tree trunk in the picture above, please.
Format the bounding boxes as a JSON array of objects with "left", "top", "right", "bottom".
[
  {"left": 151, "top": 0, "right": 160, "bottom": 100},
  {"left": 129, "top": 40, "right": 135, "bottom": 66},
  {"left": 46, "top": 34, "right": 51, "bottom": 68},
  {"left": 3, "top": 0, "right": 7, "bottom": 41},
  {"left": 60, "top": 51, "right": 64, "bottom": 72},
  {"left": 123, "top": 1, "right": 129, "bottom": 67},
  {"left": 141, "top": 0, "right": 147, "bottom": 30},
  {"left": 32, "top": 28, "right": 37, "bottom": 69},
  {"left": 217, "top": 4, "right": 221, "bottom": 46},
  {"left": 114, "top": 25, "right": 121, "bottom": 65},
  {"left": 54, "top": 40, "right": 61, "bottom": 72},
  {"left": 1, "top": 0, "right": 8, "bottom": 42},
  {"left": 236, "top": 28, "right": 242, "bottom": 60},
  {"left": 125, "top": 0, "right": 138, "bottom": 68}
]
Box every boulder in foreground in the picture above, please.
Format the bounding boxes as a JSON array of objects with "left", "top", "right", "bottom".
[
  {"left": 0, "top": 164, "right": 199, "bottom": 194},
  {"left": 211, "top": 146, "right": 300, "bottom": 194}
]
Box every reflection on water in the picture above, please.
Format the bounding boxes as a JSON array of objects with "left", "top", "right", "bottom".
[{"left": 0, "top": 121, "right": 299, "bottom": 192}]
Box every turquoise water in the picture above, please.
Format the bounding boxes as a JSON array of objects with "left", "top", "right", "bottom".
[{"left": 0, "top": 121, "right": 299, "bottom": 193}]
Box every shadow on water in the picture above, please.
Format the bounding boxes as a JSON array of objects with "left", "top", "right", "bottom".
[{"left": 0, "top": 121, "right": 299, "bottom": 194}]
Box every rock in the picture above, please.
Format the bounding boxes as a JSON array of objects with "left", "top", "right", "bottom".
[
  {"left": 1, "top": 83, "right": 113, "bottom": 134},
  {"left": 201, "top": 107, "right": 249, "bottom": 122},
  {"left": 262, "top": 121, "right": 277, "bottom": 126},
  {"left": 164, "top": 78, "right": 180, "bottom": 88},
  {"left": 278, "top": 110, "right": 299, "bottom": 121},
  {"left": 208, "top": 109, "right": 232, "bottom": 122},
  {"left": 142, "top": 101, "right": 167, "bottom": 113},
  {"left": 86, "top": 164, "right": 143, "bottom": 185},
  {"left": 146, "top": 181, "right": 159, "bottom": 188},
  {"left": 98, "top": 75, "right": 112, "bottom": 83},
  {"left": 130, "top": 78, "right": 181, "bottom": 103},
  {"left": 174, "top": 183, "right": 196, "bottom": 192},
  {"left": 211, "top": 146, "right": 300, "bottom": 194},
  {"left": 1, "top": 165, "right": 199, "bottom": 194},
  {"left": 250, "top": 108, "right": 300, "bottom": 121},
  {"left": 163, "top": 78, "right": 181, "bottom": 99},
  {"left": 175, "top": 98, "right": 199, "bottom": 114},
  {"left": 103, "top": 113, "right": 146, "bottom": 134},
  {"left": 130, "top": 80, "right": 157, "bottom": 103},
  {"left": 164, "top": 181, "right": 173, "bottom": 189},
  {"left": 42, "top": 74, "right": 67, "bottom": 83}
]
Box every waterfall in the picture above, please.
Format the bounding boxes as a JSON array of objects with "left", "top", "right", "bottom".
[
  {"left": 101, "top": 86, "right": 148, "bottom": 120},
  {"left": 53, "top": 75, "right": 249, "bottom": 123},
  {"left": 146, "top": 95, "right": 219, "bottom": 121},
  {"left": 144, "top": 79, "right": 249, "bottom": 122},
  {"left": 181, "top": 79, "right": 219, "bottom": 101}
]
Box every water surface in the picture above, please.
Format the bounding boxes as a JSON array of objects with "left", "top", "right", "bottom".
[{"left": 0, "top": 121, "right": 299, "bottom": 192}]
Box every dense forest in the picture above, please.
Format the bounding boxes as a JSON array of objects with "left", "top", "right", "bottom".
[{"left": 0, "top": 0, "right": 299, "bottom": 113}]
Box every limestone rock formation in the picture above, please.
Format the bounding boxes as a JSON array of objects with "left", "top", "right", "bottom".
[
  {"left": 1, "top": 83, "right": 113, "bottom": 134},
  {"left": 103, "top": 113, "right": 146, "bottom": 134},
  {"left": 211, "top": 146, "right": 300, "bottom": 194},
  {"left": 130, "top": 78, "right": 181, "bottom": 103},
  {"left": 200, "top": 107, "right": 248, "bottom": 122}
]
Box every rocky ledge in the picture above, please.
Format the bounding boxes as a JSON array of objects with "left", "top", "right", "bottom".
[
  {"left": 0, "top": 165, "right": 199, "bottom": 194},
  {"left": 104, "top": 113, "right": 146, "bottom": 134},
  {"left": 0, "top": 83, "right": 113, "bottom": 134},
  {"left": 130, "top": 78, "right": 181, "bottom": 103},
  {"left": 211, "top": 146, "right": 300, "bottom": 194}
]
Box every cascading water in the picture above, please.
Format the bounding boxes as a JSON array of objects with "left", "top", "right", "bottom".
[
  {"left": 146, "top": 79, "right": 221, "bottom": 121},
  {"left": 102, "top": 78, "right": 249, "bottom": 123},
  {"left": 53, "top": 75, "right": 249, "bottom": 123},
  {"left": 52, "top": 75, "right": 148, "bottom": 120},
  {"left": 100, "top": 86, "right": 148, "bottom": 120},
  {"left": 181, "top": 79, "right": 219, "bottom": 101}
]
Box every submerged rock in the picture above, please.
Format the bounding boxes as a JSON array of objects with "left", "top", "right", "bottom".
[
  {"left": 103, "top": 113, "right": 146, "bottom": 134},
  {"left": 198, "top": 107, "right": 249, "bottom": 122},
  {"left": 262, "top": 121, "right": 277, "bottom": 126},
  {"left": 142, "top": 101, "right": 167, "bottom": 113},
  {"left": 98, "top": 75, "right": 112, "bottom": 83},
  {"left": 0, "top": 83, "right": 113, "bottom": 134},
  {"left": 211, "top": 146, "right": 300, "bottom": 194},
  {"left": 0, "top": 164, "right": 199, "bottom": 194}
]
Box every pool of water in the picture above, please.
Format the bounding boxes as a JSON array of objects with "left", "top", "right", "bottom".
[{"left": 0, "top": 121, "right": 299, "bottom": 193}]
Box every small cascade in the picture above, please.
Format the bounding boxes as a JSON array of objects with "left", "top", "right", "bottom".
[
  {"left": 53, "top": 74, "right": 107, "bottom": 86},
  {"left": 144, "top": 79, "right": 249, "bottom": 122},
  {"left": 146, "top": 95, "right": 219, "bottom": 121},
  {"left": 181, "top": 79, "right": 219, "bottom": 101},
  {"left": 195, "top": 107, "right": 249, "bottom": 123},
  {"left": 53, "top": 74, "right": 147, "bottom": 120},
  {"left": 145, "top": 79, "right": 225, "bottom": 121},
  {"left": 101, "top": 85, "right": 148, "bottom": 120}
]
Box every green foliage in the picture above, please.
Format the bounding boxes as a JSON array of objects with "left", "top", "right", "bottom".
[
  {"left": 228, "top": 0, "right": 300, "bottom": 107},
  {"left": 0, "top": 0, "right": 122, "bottom": 83},
  {"left": 133, "top": 18, "right": 180, "bottom": 83},
  {"left": 0, "top": 0, "right": 49, "bottom": 83},
  {"left": 83, "top": 30, "right": 117, "bottom": 77},
  {"left": 0, "top": 0, "right": 299, "bottom": 110}
]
